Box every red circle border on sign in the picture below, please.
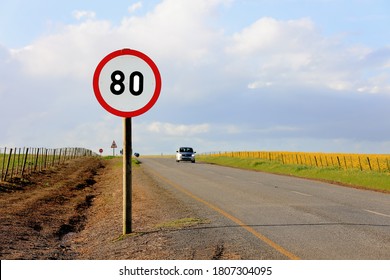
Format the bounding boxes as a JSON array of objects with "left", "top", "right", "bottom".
[{"left": 93, "top": 49, "right": 162, "bottom": 118}]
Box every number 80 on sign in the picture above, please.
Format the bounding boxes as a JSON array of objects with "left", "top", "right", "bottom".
[
  {"left": 110, "top": 70, "right": 144, "bottom": 96},
  {"left": 93, "top": 49, "right": 162, "bottom": 118}
]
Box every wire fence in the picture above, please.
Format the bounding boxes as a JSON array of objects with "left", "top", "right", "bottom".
[
  {"left": 0, "top": 147, "right": 97, "bottom": 182},
  {"left": 202, "top": 151, "right": 390, "bottom": 173}
]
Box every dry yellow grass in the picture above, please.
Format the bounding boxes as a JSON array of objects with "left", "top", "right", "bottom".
[{"left": 206, "top": 151, "right": 390, "bottom": 172}]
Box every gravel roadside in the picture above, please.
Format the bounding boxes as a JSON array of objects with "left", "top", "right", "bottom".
[{"left": 71, "top": 157, "right": 245, "bottom": 260}]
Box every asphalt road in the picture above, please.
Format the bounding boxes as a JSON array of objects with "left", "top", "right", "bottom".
[{"left": 141, "top": 157, "right": 390, "bottom": 259}]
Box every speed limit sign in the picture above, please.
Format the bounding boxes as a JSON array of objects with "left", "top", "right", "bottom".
[
  {"left": 93, "top": 49, "right": 162, "bottom": 234},
  {"left": 93, "top": 49, "right": 162, "bottom": 117}
]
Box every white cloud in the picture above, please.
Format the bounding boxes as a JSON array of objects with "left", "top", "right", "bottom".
[
  {"left": 10, "top": 0, "right": 226, "bottom": 85},
  {"left": 72, "top": 10, "right": 96, "bottom": 20},
  {"left": 226, "top": 17, "right": 317, "bottom": 55},
  {"left": 147, "top": 122, "right": 210, "bottom": 136},
  {"left": 248, "top": 81, "right": 273, "bottom": 89},
  {"left": 226, "top": 17, "right": 390, "bottom": 95},
  {"left": 128, "top": 2, "right": 143, "bottom": 13},
  {"left": 11, "top": 20, "right": 112, "bottom": 79}
]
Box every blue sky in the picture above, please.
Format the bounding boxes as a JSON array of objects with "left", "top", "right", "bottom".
[{"left": 1, "top": 0, "right": 390, "bottom": 155}]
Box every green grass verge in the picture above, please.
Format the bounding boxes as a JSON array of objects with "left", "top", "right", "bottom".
[
  {"left": 155, "top": 217, "right": 210, "bottom": 230},
  {"left": 101, "top": 156, "right": 141, "bottom": 166},
  {"left": 198, "top": 156, "right": 390, "bottom": 193}
]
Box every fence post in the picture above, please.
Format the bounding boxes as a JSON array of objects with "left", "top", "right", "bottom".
[
  {"left": 29, "top": 148, "right": 34, "bottom": 174},
  {"left": 52, "top": 149, "right": 56, "bottom": 166},
  {"left": 4, "top": 148, "right": 13, "bottom": 181},
  {"left": 43, "top": 149, "right": 48, "bottom": 169},
  {"left": 350, "top": 156, "right": 354, "bottom": 170},
  {"left": 34, "top": 148, "right": 40, "bottom": 171},
  {"left": 38, "top": 148, "right": 42, "bottom": 171},
  {"left": 319, "top": 156, "right": 323, "bottom": 167},
  {"left": 16, "top": 148, "right": 22, "bottom": 176},
  {"left": 63, "top": 148, "right": 67, "bottom": 163},
  {"left": 58, "top": 149, "right": 62, "bottom": 165},
  {"left": 21, "top": 148, "right": 29, "bottom": 178},
  {"left": 10, "top": 148, "right": 17, "bottom": 179},
  {"left": 1, "top": 147, "right": 6, "bottom": 181},
  {"left": 367, "top": 157, "right": 372, "bottom": 171}
]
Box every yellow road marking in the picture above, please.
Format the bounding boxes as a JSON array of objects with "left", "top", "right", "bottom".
[{"left": 147, "top": 168, "right": 300, "bottom": 260}]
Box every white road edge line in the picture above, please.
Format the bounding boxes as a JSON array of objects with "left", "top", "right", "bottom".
[
  {"left": 291, "top": 191, "right": 312, "bottom": 197},
  {"left": 363, "top": 209, "right": 390, "bottom": 218}
]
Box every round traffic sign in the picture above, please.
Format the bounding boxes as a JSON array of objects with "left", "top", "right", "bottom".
[{"left": 93, "top": 49, "right": 162, "bottom": 117}]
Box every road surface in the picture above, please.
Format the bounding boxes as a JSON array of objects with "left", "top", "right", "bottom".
[{"left": 141, "top": 157, "right": 390, "bottom": 259}]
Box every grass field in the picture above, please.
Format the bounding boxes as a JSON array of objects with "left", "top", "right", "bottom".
[{"left": 197, "top": 155, "right": 390, "bottom": 193}]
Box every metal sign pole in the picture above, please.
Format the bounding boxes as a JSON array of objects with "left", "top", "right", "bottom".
[{"left": 123, "top": 117, "right": 132, "bottom": 234}]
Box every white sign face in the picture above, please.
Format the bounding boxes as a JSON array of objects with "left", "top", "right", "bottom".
[{"left": 93, "top": 49, "right": 161, "bottom": 118}]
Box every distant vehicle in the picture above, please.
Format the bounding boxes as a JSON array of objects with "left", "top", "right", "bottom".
[
  {"left": 134, "top": 153, "right": 140, "bottom": 158},
  {"left": 176, "top": 147, "right": 196, "bottom": 163}
]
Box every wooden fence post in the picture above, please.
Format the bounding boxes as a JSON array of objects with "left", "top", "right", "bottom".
[
  {"left": 367, "top": 157, "right": 372, "bottom": 171},
  {"left": 28, "top": 148, "right": 33, "bottom": 174},
  {"left": 34, "top": 148, "right": 40, "bottom": 171},
  {"left": 16, "top": 148, "right": 22, "bottom": 176},
  {"left": 52, "top": 149, "right": 56, "bottom": 167},
  {"left": 4, "top": 148, "right": 13, "bottom": 181},
  {"left": 350, "top": 156, "right": 353, "bottom": 170},
  {"left": 43, "top": 149, "right": 48, "bottom": 169},
  {"left": 10, "top": 148, "right": 17, "bottom": 179},
  {"left": 1, "top": 147, "right": 7, "bottom": 180},
  {"left": 376, "top": 158, "right": 381, "bottom": 172},
  {"left": 21, "top": 148, "right": 29, "bottom": 178},
  {"left": 58, "top": 149, "right": 62, "bottom": 165},
  {"left": 63, "top": 148, "right": 67, "bottom": 163}
]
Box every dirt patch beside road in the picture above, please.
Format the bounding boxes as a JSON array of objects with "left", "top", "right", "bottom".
[
  {"left": 1, "top": 157, "right": 244, "bottom": 260},
  {"left": 0, "top": 157, "right": 103, "bottom": 259}
]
